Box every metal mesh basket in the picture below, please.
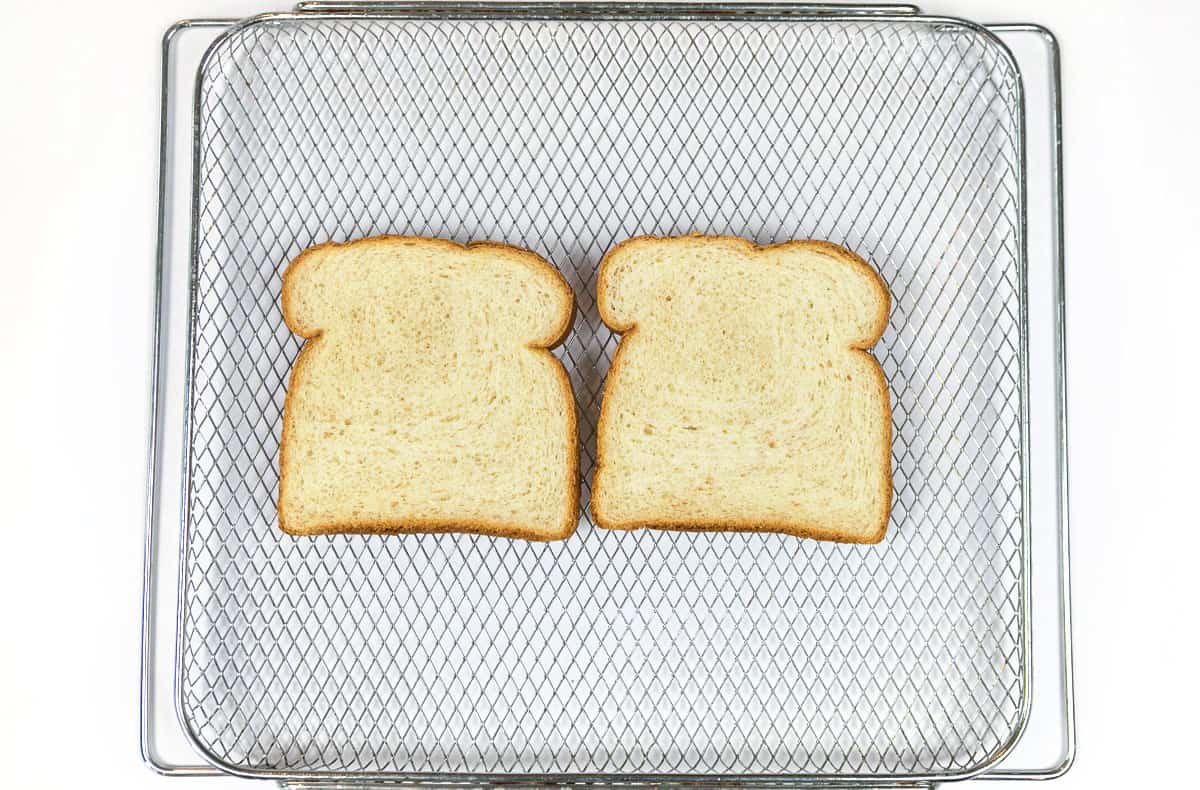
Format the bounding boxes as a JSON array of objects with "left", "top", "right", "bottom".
[{"left": 179, "top": 9, "right": 1028, "bottom": 781}]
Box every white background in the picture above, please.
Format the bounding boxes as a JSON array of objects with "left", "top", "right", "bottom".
[{"left": 0, "top": 0, "right": 1196, "bottom": 787}]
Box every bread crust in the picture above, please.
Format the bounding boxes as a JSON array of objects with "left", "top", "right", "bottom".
[
  {"left": 278, "top": 235, "right": 579, "bottom": 540},
  {"left": 592, "top": 234, "right": 892, "bottom": 544}
]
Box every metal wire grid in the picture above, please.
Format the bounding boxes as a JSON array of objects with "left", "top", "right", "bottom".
[{"left": 181, "top": 13, "right": 1026, "bottom": 779}]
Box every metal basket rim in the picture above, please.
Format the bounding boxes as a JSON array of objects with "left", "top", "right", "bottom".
[{"left": 172, "top": 5, "right": 1034, "bottom": 783}]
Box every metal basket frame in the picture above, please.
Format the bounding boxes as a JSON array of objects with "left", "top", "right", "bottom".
[{"left": 140, "top": 4, "right": 1075, "bottom": 787}]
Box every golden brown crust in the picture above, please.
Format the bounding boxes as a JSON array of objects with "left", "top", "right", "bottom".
[
  {"left": 278, "top": 234, "right": 578, "bottom": 540},
  {"left": 593, "top": 518, "right": 885, "bottom": 544},
  {"left": 591, "top": 234, "right": 892, "bottom": 544}
]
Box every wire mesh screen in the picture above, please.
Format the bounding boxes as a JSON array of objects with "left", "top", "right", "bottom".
[{"left": 182, "top": 14, "right": 1026, "bottom": 779}]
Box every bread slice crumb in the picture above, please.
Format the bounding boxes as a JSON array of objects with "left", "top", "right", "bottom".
[
  {"left": 592, "top": 235, "right": 892, "bottom": 543},
  {"left": 278, "top": 235, "right": 578, "bottom": 540}
]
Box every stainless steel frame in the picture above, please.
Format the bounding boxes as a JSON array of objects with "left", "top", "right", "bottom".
[
  {"left": 975, "top": 23, "right": 1075, "bottom": 782},
  {"left": 141, "top": 4, "right": 1074, "bottom": 786}
]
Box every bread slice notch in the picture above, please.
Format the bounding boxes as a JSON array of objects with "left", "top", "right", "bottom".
[
  {"left": 278, "top": 235, "right": 578, "bottom": 540},
  {"left": 592, "top": 235, "right": 892, "bottom": 543}
]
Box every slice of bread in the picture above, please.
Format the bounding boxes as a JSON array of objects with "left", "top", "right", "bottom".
[
  {"left": 278, "top": 235, "right": 578, "bottom": 540},
  {"left": 592, "top": 235, "right": 892, "bottom": 543}
]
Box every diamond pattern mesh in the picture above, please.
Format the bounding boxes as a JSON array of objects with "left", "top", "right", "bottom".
[{"left": 182, "top": 16, "right": 1026, "bottom": 779}]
